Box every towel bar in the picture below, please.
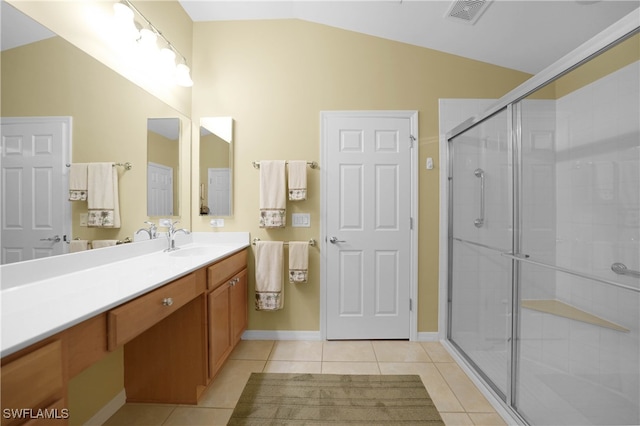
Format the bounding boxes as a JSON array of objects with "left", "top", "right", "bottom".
[
  {"left": 65, "top": 236, "right": 132, "bottom": 245},
  {"left": 252, "top": 161, "right": 318, "bottom": 169},
  {"left": 66, "top": 162, "right": 132, "bottom": 170},
  {"left": 253, "top": 238, "right": 315, "bottom": 247}
]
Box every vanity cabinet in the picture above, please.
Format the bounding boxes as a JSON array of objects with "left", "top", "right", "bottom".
[
  {"left": 120, "top": 269, "right": 208, "bottom": 404},
  {"left": 1, "top": 245, "right": 249, "bottom": 417},
  {"left": 1, "top": 340, "right": 66, "bottom": 426},
  {"left": 207, "top": 249, "right": 248, "bottom": 380}
]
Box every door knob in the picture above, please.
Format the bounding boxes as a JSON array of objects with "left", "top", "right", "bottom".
[{"left": 329, "top": 237, "right": 346, "bottom": 244}]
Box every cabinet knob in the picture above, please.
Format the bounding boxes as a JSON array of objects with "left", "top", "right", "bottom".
[
  {"left": 229, "top": 278, "right": 239, "bottom": 287},
  {"left": 162, "top": 297, "right": 174, "bottom": 306}
]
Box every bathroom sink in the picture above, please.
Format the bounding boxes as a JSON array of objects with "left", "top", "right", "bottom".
[{"left": 167, "top": 246, "right": 225, "bottom": 258}]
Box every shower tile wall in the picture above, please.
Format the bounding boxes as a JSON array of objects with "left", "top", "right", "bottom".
[{"left": 518, "top": 61, "right": 640, "bottom": 425}]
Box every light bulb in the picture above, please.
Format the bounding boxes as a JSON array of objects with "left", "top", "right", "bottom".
[
  {"left": 157, "top": 47, "right": 177, "bottom": 81},
  {"left": 175, "top": 63, "right": 193, "bottom": 87},
  {"left": 113, "top": 1, "right": 138, "bottom": 42},
  {"left": 160, "top": 47, "right": 176, "bottom": 70},
  {"left": 113, "top": 2, "right": 134, "bottom": 23},
  {"left": 138, "top": 28, "right": 158, "bottom": 51}
]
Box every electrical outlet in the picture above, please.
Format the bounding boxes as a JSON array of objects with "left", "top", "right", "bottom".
[
  {"left": 79, "top": 213, "right": 88, "bottom": 227},
  {"left": 210, "top": 219, "right": 225, "bottom": 228}
]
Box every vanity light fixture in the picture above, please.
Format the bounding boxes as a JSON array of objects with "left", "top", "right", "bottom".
[{"left": 112, "top": 0, "right": 193, "bottom": 87}]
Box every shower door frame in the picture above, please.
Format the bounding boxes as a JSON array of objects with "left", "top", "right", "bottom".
[{"left": 441, "top": 10, "right": 640, "bottom": 425}]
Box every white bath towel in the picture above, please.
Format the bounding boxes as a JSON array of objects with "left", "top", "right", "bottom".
[
  {"left": 91, "top": 240, "right": 119, "bottom": 249},
  {"left": 69, "top": 240, "right": 89, "bottom": 253},
  {"left": 87, "top": 163, "right": 121, "bottom": 228},
  {"left": 288, "top": 241, "right": 309, "bottom": 283},
  {"left": 259, "top": 160, "right": 286, "bottom": 228},
  {"left": 68, "top": 163, "right": 88, "bottom": 201},
  {"left": 254, "top": 241, "right": 284, "bottom": 310},
  {"left": 288, "top": 160, "right": 307, "bottom": 201}
]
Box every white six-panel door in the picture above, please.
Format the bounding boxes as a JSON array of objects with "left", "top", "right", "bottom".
[
  {"left": 208, "top": 168, "right": 231, "bottom": 216},
  {"left": 1, "top": 117, "right": 71, "bottom": 264},
  {"left": 147, "top": 162, "right": 173, "bottom": 216},
  {"left": 322, "top": 111, "right": 417, "bottom": 340}
]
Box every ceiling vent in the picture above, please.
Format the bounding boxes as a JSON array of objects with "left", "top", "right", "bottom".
[{"left": 445, "top": 0, "right": 492, "bottom": 25}]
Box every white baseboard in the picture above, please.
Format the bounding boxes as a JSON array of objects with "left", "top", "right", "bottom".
[
  {"left": 242, "top": 330, "right": 322, "bottom": 341},
  {"left": 83, "top": 389, "right": 126, "bottom": 426},
  {"left": 416, "top": 332, "right": 439, "bottom": 342},
  {"left": 242, "top": 330, "right": 440, "bottom": 342}
]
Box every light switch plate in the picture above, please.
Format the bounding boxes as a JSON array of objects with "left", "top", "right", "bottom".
[
  {"left": 79, "top": 213, "right": 88, "bottom": 227},
  {"left": 292, "top": 213, "right": 311, "bottom": 227}
]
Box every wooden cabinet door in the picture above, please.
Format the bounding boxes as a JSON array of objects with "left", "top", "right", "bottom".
[
  {"left": 208, "top": 282, "right": 231, "bottom": 379},
  {"left": 1, "top": 340, "right": 66, "bottom": 426},
  {"left": 230, "top": 269, "right": 248, "bottom": 346}
]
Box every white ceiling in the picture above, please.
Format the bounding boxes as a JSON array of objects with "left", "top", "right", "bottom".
[
  {"left": 178, "top": 0, "right": 640, "bottom": 74},
  {"left": 0, "top": 1, "right": 55, "bottom": 51},
  {"left": 3, "top": 1, "right": 638, "bottom": 74}
]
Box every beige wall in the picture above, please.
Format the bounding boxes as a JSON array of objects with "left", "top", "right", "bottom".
[{"left": 190, "top": 19, "right": 533, "bottom": 333}]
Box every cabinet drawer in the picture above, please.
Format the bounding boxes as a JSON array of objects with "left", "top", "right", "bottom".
[
  {"left": 207, "top": 249, "right": 247, "bottom": 290},
  {"left": 1, "top": 340, "right": 64, "bottom": 426},
  {"left": 108, "top": 273, "right": 200, "bottom": 350}
]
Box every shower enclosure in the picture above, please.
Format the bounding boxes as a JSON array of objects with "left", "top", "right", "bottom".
[{"left": 446, "top": 15, "right": 639, "bottom": 426}]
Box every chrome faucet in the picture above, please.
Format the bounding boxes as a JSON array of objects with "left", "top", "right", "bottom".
[
  {"left": 135, "top": 221, "right": 158, "bottom": 240},
  {"left": 165, "top": 220, "right": 190, "bottom": 252}
]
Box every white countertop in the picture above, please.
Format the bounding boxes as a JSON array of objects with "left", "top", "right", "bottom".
[{"left": 0, "top": 232, "right": 250, "bottom": 357}]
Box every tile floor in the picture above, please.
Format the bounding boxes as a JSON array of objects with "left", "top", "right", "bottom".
[{"left": 104, "top": 340, "right": 507, "bottom": 425}]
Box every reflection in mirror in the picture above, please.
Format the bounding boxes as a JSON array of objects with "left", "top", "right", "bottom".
[
  {"left": 199, "top": 117, "right": 233, "bottom": 216},
  {"left": 0, "top": 2, "right": 188, "bottom": 264},
  {"left": 147, "top": 118, "right": 180, "bottom": 216}
]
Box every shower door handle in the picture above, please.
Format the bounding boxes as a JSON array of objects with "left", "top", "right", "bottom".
[{"left": 474, "top": 168, "right": 485, "bottom": 228}]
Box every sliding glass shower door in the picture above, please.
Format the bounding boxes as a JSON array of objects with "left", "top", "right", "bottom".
[
  {"left": 448, "top": 29, "right": 639, "bottom": 425},
  {"left": 514, "top": 52, "right": 640, "bottom": 426},
  {"left": 448, "top": 108, "right": 513, "bottom": 400}
]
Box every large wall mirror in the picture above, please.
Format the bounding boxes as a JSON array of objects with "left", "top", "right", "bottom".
[
  {"left": 199, "top": 117, "right": 233, "bottom": 217},
  {"left": 0, "top": 1, "right": 188, "bottom": 264}
]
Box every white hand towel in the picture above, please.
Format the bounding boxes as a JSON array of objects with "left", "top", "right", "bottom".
[
  {"left": 288, "top": 160, "right": 307, "bottom": 201},
  {"left": 69, "top": 240, "right": 89, "bottom": 253},
  {"left": 255, "top": 241, "right": 284, "bottom": 310},
  {"left": 87, "top": 163, "right": 120, "bottom": 228},
  {"left": 288, "top": 241, "right": 309, "bottom": 283},
  {"left": 259, "top": 160, "right": 286, "bottom": 228},
  {"left": 91, "top": 240, "right": 119, "bottom": 249},
  {"left": 68, "top": 163, "right": 88, "bottom": 201}
]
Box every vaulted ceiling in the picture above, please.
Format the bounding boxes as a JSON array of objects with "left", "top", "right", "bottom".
[
  {"left": 179, "top": 0, "right": 640, "bottom": 74},
  {"left": 3, "top": 1, "right": 638, "bottom": 75}
]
